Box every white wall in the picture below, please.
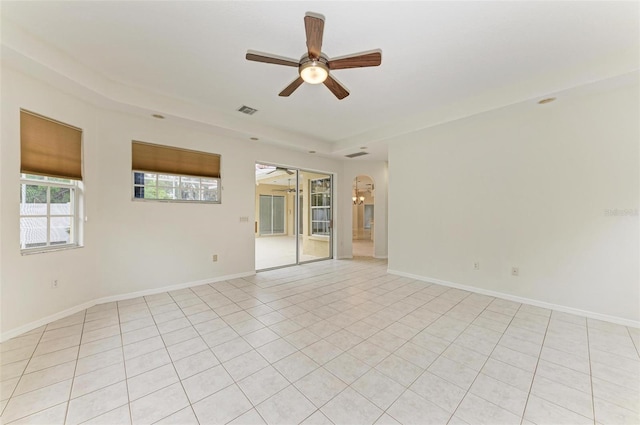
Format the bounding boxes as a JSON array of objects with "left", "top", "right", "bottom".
[
  {"left": 0, "top": 65, "right": 346, "bottom": 337},
  {"left": 1, "top": 67, "right": 100, "bottom": 337},
  {"left": 388, "top": 77, "right": 639, "bottom": 323}
]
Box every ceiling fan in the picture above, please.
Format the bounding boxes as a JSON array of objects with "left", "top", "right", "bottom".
[
  {"left": 273, "top": 179, "right": 302, "bottom": 193},
  {"left": 246, "top": 12, "right": 382, "bottom": 100}
]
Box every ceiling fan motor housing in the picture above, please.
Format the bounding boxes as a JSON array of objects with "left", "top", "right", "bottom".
[{"left": 299, "top": 54, "right": 329, "bottom": 84}]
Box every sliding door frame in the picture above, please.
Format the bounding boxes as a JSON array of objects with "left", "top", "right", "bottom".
[{"left": 255, "top": 162, "right": 333, "bottom": 271}]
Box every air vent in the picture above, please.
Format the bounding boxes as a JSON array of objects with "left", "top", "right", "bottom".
[
  {"left": 237, "top": 105, "right": 258, "bottom": 115},
  {"left": 345, "top": 151, "right": 369, "bottom": 158}
]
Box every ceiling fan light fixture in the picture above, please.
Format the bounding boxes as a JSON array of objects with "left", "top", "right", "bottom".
[{"left": 300, "top": 60, "right": 329, "bottom": 84}]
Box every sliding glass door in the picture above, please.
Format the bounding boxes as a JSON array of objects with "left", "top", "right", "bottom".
[
  {"left": 259, "top": 195, "right": 285, "bottom": 235},
  {"left": 255, "top": 163, "right": 332, "bottom": 270}
]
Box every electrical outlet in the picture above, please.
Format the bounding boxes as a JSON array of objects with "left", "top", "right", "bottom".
[
  {"left": 212, "top": 254, "right": 218, "bottom": 262},
  {"left": 473, "top": 262, "right": 480, "bottom": 270},
  {"left": 511, "top": 267, "right": 519, "bottom": 276},
  {"left": 51, "top": 279, "right": 59, "bottom": 289},
  {"left": 239, "top": 216, "right": 249, "bottom": 222}
]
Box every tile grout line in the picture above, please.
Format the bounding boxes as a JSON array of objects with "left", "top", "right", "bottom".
[
  {"left": 187, "top": 282, "right": 266, "bottom": 422},
  {"left": 116, "top": 299, "right": 134, "bottom": 425},
  {"left": 142, "top": 290, "right": 203, "bottom": 425},
  {"left": 627, "top": 326, "right": 640, "bottom": 358},
  {"left": 520, "top": 318, "right": 601, "bottom": 421},
  {"left": 446, "top": 302, "right": 527, "bottom": 425},
  {"left": 516, "top": 307, "right": 552, "bottom": 425},
  {"left": 2, "top": 320, "right": 128, "bottom": 422},
  {"left": 171, "top": 285, "right": 260, "bottom": 424},
  {"left": 62, "top": 306, "right": 129, "bottom": 425},
  {"left": 206, "top": 279, "right": 343, "bottom": 423},
  {"left": 62, "top": 310, "right": 87, "bottom": 425},
  {"left": 585, "top": 320, "right": 597, "bottom": 425},
  {"left": 192, "top": 272, "right": 393, "bottom": 422},
  {"left": 4, "top": 321, "right": 84, "bottom": 423},
  {"left": 290, "top": 279, "right": 481, "bottom": 422},
  {"left": 196, "top": 282, "right": 321, "bottom": 424},
  {"left": 0, "top": 323, "right": 48, "bottom": 420},
  {"left": 376, "top": 290, "right": 488, "bottom": 425}
]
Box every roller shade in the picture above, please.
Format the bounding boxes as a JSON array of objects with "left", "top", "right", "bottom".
[
  {"left": 132, "top": 141, "right": 221, "bottom": 178},
  {"left": 20, "top": 110, "right": 83, "bottom": 180}
]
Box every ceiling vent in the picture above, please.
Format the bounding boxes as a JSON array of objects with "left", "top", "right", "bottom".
[
  {"left": 345, "top": 151, "right": 369, "bottom": 158},
  {"left": 237, "top": 105, "right": 258, "bottom": 115}
]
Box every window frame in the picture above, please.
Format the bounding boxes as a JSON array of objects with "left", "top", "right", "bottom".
[
  {"left": 131, "top": 171, "right": 222, "bottom": 204},
  {"left": 309, "top": 177, "right": 331, "bottom": 237},
  {"left": 19, "top": 174, "right": 81, "bottom": 254}
]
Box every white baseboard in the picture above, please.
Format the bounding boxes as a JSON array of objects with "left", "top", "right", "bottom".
[
  {"left": 387, "top": 269, "right": 640, "bottom": 329},
  {"left": 0, "top": 271, "right": 256, "bottom": 342}
]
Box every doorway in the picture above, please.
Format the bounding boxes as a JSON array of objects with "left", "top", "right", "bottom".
[
  {"left": 352, "top": 175, "right": 374, "bottom": 257},
  {"left": 255, "top": 163, "right": 333, "bottom": 270}
]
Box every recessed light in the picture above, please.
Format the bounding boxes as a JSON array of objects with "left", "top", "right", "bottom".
[
  {"left": 537, "top": 97, "right": 556, "bottom": 105},
  {"left": 151, "top": 114, "right": 165, "bottom": 119},
  {"left": 250, "top": 137, "right": 259, "bottom": 141},
  {"left": 360, "top": 146, "right": 367, "bottom": 150},
  {"left": 308, "top": 150, "right": 316, "bottom": 154}
]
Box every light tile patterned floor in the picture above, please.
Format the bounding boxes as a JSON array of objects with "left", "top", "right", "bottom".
[{"left": 1, "top": 258, "right": 639, "bottom": 424}]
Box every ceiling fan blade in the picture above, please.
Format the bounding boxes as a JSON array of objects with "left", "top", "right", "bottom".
[
  {"left": 246, "top": 50, "right": 299, "bottom": 67},
  {"left": 329, "top": 50, "right": 382, "bottom": 70},
  {"left": 323, "top": 75, "right": 350, "bottom": 100},
  {"left": 279, "top": 77, "right": 304, "bottom": 97},
  {"left": 304, "top": 12, "right": 325, "bottom": 59}
]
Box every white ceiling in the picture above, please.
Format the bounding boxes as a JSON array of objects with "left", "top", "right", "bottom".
[{"left": 2, "top": 1, "right": 638, "bottom": 160}]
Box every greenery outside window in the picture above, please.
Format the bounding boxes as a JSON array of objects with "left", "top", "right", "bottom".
[
  {"left": 20, "top": 110, "right": 83, "bottom": 253},
  {"left": 310, "top": 177, "right": 331, "bottom": 236},
  {"left": 131, "top": 141, "right": 221, "bottom": 204},
  {"left": 20, "top": 174, "right": 80, "bottom": 250},
  {"left": 133, "top": 172, "right": 220, "bottom": 202}
]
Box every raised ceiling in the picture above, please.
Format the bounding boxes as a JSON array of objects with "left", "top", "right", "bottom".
[{"left": 2, "top": 1, "right": 638, "bottom": 159}]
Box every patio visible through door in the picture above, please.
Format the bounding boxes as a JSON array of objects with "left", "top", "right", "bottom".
[{"left": 255, "top": 163, "right": 332, "bottom": 270}]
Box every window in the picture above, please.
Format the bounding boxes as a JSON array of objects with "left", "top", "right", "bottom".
[
  {"left": 310, "top": 177, "right": 331, "bottom": 236},
  {"left": 133, "top": 172, "right": 219, "bottom": 202},
  {"left": 20, "top": 175, "right": 80, "bottom": 250},
  {"left": 20, "top": 110, "right": 83, "bottom": 253},
  {"left": 132, "top": 141, "right": 221, "bottom": 203}
]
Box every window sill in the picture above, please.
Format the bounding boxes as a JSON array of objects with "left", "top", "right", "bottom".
[
  {"left": 309, "top": 235, "right": 330, "bottom": 241},
  {"left": 21, "top": 244, "right": 83, "bottom": 256}
]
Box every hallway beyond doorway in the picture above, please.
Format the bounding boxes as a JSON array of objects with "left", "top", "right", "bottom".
[{"left": 352, "top": 239, "right": 374, "bottom": 257}]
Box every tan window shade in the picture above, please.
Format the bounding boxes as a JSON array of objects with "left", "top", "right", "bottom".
[
  {"left": 20, "top": 110, "right": 83, "bottom": 180},
  {"left": 132, "top": 141, "right": 221, "bottom": 178}
]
